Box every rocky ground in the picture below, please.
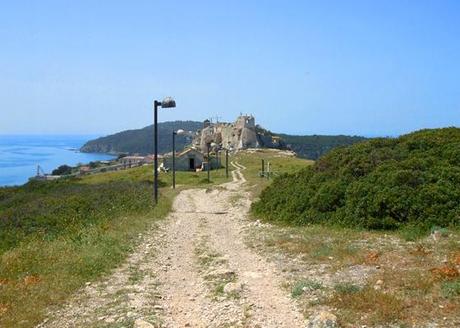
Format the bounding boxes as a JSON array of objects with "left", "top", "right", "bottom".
[{"left": 37, "top": 162, "right": 307, "bottom": 328}]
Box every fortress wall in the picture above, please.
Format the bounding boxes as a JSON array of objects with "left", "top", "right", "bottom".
[{"left": 193, "top": 115, "right": 259, "bottom": 152}]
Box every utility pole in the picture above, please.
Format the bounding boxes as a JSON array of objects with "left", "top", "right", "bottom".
[{"left": 207, "top": 143, "right": 211, "bottom": 183}]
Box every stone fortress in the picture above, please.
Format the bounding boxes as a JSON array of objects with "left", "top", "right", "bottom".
[{"left": 192, "top": 115, "right": 283, "bottom": 152}]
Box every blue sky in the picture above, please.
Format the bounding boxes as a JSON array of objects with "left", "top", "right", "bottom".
[{"left": 1, "top": 1, "right": 459, "bottom": 136}]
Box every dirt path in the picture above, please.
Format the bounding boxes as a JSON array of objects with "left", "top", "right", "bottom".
[{"left": 38, "top": 162, "right": 305, "bottom": 328}]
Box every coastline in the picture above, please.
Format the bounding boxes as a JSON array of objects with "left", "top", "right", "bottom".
[{"left": 0, "top": 135, "right": 116, "bottom": 187}]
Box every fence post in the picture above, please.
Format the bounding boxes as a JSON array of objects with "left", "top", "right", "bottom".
[{"left": 261, "top": 159, "right": 265, "bottom": 177}]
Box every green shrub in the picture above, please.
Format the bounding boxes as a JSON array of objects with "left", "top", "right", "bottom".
[
  {"left": 52, "top": 164, "right": 73, "bottom": 175},
  {"left": 252, "top": 128, "right": 460, "bottom": 230}
]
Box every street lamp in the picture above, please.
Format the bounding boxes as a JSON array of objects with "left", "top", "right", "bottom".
[
  {"left": 225, "top": 141, "right": 231, "bottom": 179},
  {"left": 172, "top": 129, "right": 184, "bottom": 189},
  {"left": 225, "top": 148, "right": 229, "bottom": 178},
  {"left": 208, "top": 142, "right": 218, "bottom": 183},
  {"left": 206, "top": 143, "right": 211, "bottom": 183},
  {"left": 153, "top": 97, "right": 176, "bottom": 204}
]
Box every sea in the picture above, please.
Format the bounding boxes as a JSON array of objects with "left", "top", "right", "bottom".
[{"left": 0, "top": 135, "right": 115, "bottom": 187}]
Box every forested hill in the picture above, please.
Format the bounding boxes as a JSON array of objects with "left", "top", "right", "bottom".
[
  {"left": 80, "top": 121, "right": 203, "bottom": 155},
  {"left": 81, "top": 121, "right": 367, "bottom": 158},
  {"left": 279, "top": 134, "right": 367, "bottom": 159}
]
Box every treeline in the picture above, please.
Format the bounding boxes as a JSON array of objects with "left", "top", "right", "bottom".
[
  {"left": 80, "top": 121, "right": 203, "bottom": 155},
  {"left": 278, "top": 134, "right": 367, "bottom": 159},
  {"left": 252, "top": 128, "right": 460, "bottom": 231}
]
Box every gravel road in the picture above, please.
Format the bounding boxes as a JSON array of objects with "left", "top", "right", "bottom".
[{"left": 38, "top": 162, "right": 305, "bottom": 328}]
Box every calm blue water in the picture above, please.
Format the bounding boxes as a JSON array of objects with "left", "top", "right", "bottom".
[{"left": 0, "top": 135, "right": 115, "bottom": 187}]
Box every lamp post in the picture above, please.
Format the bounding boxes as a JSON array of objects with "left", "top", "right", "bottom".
[
  {"left": 153, "top": 97, "right": 176, "bottom": 204},
  {"left": 172, "top": 129, "right": 184, "bottom": 189},
  {"left": 217, "top": 148, "right": 221, "bottom": 170},
  {"left": 207, "top": 143, "right": 211, "bottom": 183},
  {"left": 172, "top": 131, "right": 176, "bottom": 189},
  {"left": 225, "top": 148, "right": 229, "bottom": 178}
]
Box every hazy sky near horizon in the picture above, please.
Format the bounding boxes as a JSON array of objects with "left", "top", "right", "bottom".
[{"left": 1, "top": 1, "right": 459, "bottom": 137}]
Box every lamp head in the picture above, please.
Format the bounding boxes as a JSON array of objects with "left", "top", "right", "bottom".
[{"left": 161, "top": 97, "right": 176, "bottom": 108}]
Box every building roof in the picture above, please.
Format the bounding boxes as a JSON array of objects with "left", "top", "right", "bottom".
[{"left": 176, "top": 148, "right": 204, "bottom": 157}]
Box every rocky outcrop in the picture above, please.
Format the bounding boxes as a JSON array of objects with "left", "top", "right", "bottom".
[{"left": 193, "top": 115, "right": 284, "bottom": 152}]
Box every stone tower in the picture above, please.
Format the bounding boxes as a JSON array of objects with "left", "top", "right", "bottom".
[{"left": 193, "top": 114, "right": 260, "bottom": 152}]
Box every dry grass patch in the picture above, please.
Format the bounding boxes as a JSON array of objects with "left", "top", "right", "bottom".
[
  {"left": 0, "top": 303, "right": 9, "bottom": 316},
  {"left": 430, "top": 265, "right": 459, "bottom": 280},
  {"left": 258, "top": 225, "right": 370, "bottom": 270},
  {"left": 247, "top": 221, "right": 460, "bottom": 326},
  {"left": 329, "top": 286, "right": 404, "bottom": 326}
]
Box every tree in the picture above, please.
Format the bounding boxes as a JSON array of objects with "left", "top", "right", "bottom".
[
  {"left": 89, "top": 161, "right": 99, "bottom": 169},
  {"left": 52, "top": 165, "right": 73, "bottom": 176}
]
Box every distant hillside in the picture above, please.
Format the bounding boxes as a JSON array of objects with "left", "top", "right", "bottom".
[
  {"left": 278, "top": 134, "right": 367, "bottom": 159},
  {"left": 80, "top": 121, "right": 203, "bottom": 155},
  {"left": 81, "top": 121, "right": 367, "bottom": 159}
]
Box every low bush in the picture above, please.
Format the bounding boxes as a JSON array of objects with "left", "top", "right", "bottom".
[{"left": 252, "top": 128, "right": 460, "bottom": 230}]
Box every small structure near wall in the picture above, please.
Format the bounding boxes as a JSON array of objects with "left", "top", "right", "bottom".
[
  {"left": 163, "top": 148, "right": 220, "bottom": 171},
  {"left": 163, "top": 148, "right": 204, "bottom": 171}
]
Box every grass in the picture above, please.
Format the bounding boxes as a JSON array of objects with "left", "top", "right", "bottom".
[
  {"left": 0, "top": 162, "right": 231, "bottom": 327},
  {"left": 0, "top": 189, "right": 172, "bottom": 327},
  {"left": 248, "top": 220, "right": 460, "bottom": 327},
  {"left": 80, "top": 162, "right": 230, "bottom": 187},
  {"left": 333, "top": 282, "right": 361, "bottom": 294},
  {"left": 291, "top": 280, "right": 324, "bottom": 298},
  {"left": 259, "top": 225, "right": 368, "bottom": 268},
  {"left": 441, "top": 279, "right": 460, "bottom": 298},
  {"left": 234, "top": 149, "right": 313, "bottom": 197},
  {"left": 329, "top": 286, "right": 405, "bottom": 326}
]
